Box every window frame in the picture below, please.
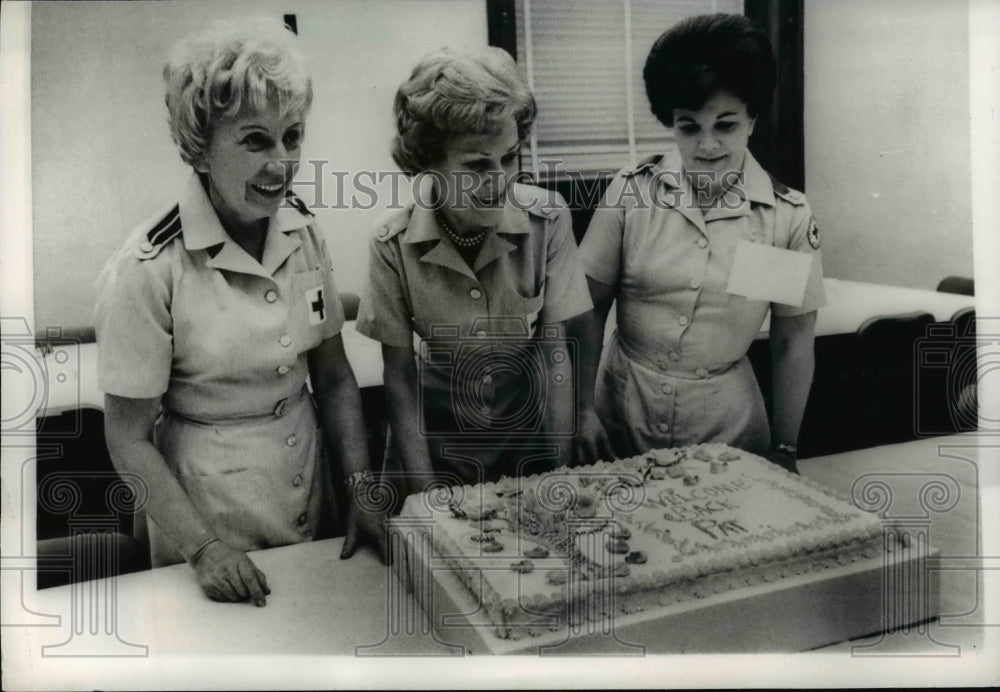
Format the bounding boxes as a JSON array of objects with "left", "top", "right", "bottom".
[{"left": 486, "top": 0, "right": 805, "bottom": 237}]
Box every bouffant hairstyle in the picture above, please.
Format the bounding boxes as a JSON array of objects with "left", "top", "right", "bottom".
[
  {"left": 163, "top": 16, "right": 312, "bottom": 166},
  {"left": 643, "top": 14, "right": 776, "bottom": 127},
  {"left": 391, "top": 46, "right": 537, "bottom": 175}
]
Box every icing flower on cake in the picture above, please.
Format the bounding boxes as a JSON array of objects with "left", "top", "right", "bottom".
[
  {"left": 510, "top": 559, "right": 534, "bottom": 574},
  {"left": 524, "top": 545, "right": 549, "bottom": 559}
]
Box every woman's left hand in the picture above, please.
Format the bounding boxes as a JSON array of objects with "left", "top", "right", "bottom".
[
  {"left": 574, "top": 406, "right": 615, "bottom": 466},
  {"left": 339, "top": 489, "right": 389, "bottom": 564}
]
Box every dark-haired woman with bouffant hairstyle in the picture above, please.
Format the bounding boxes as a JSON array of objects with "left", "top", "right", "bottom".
[{"left": 573, "top": 14, "right": 824, "bottom": 474}]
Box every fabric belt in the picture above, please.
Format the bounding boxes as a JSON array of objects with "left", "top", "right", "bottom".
[
  {"left": 615, "top": 333, "right": 739, "bottom": 380},
  {"left": 161, "top": 384, "right": 311, "bottom": 427}
]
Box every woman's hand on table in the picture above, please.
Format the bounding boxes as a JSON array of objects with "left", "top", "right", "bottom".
[
  {"left": 193, "top": 540, "right": 271, "bottom": 606},
  {"left": 574, "top": 406, "right": 615, "bottom": 465},
  {"left": 340, "top": 477, "right": 389, "bottom": 564}
]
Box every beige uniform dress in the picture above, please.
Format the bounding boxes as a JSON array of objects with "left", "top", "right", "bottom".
[
  {"left": 579, "top": 149, "right": 825, "bottom": 459},
  {"left": 95, "top": 174, "right": 344, "bottom": 566},
  {"left": 356, "top": 183, "right": 593, "bottom": 486}
]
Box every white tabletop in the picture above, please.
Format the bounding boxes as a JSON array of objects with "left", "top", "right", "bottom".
[{"left": 773, "top": 278, "right": 974, "bottom": 337}]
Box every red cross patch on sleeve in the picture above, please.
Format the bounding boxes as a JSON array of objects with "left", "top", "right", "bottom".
[
  {"left": 807, "top": 218, "right": 821, "bottom": 250},
  {"left": 305, "top": 286, "right": 326, "bottom": 326}
]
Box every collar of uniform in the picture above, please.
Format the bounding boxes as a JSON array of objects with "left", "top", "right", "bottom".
[
  {"left": 178, "top": 173, "right": 303, "bottom": 277},
  {"left": 647, "top": 148, "right": 707, "bottom": 232},
  {"left": 407, "top": 203, "right": 519, "bottom": 279},
  {"left": 275, "top": 197, "right": 312, "bottom": 232},
  {"left": 739, "top": 151, "right": 776, "bottom": 206},
  {"left": 400, "top": 202, "right": 442, "bottom": 244},
  {"left": 648, "top": 148, "right": 774, "bottom": 205}
]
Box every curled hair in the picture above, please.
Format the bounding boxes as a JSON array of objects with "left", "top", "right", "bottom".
[
  {"left": 644, "top": 13, "right": 776, "bottom": 127},
  {"left": 163, "top": 16, "right": 312, "bottom": 166},
  {"left": 392, "top": 46, "right": 537, "bottom": 174}
]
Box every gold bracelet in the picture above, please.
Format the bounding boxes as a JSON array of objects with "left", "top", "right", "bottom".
[{"left": 187, "top": 537, "right": 220, "bottom": 564}]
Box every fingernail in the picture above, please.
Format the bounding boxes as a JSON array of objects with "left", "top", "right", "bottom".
[{"left": 256, "top": 600, "right": 265, "bottom": 607}]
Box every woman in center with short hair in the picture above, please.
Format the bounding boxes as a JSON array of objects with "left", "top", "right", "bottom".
[{"left": 357, "top": 47, "right": 592, "bottom": 496}]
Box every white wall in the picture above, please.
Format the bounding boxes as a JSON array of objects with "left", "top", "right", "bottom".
[
  {"left": 31, "top": 0, "right": 488, "bottom": 332},
  {"left": 803, "top": 0, "right": 974, "bottom": 290},
  {"left": 34, "top": 0, "right": 979, "bottom": 330}
]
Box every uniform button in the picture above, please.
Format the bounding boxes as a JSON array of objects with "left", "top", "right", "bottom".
[
  {"left": 470, "top": 288, "right": 482, "bottom": 299},
  {"left": 661, "top": 383, "right": 673, "bottom": 395},
  {"left": 297, "top": 513, "right": 308, "bottom": 527},
  {"left": 279, "top": 335, "right": 292, "bottom": 347},
  {"left": 274, "top": 400, "right": 287, "bottom": 417},
  {"left": 697, "top": 238, "right": 708, "bottom": 249},
  {"left": 277, "top": 364, "right": 290, "bottom": 375},
  {"left": 679, "top": 315, "right": 689, "bottom": 326},
  {"left": 475, "top": 330, "right": 487, "bottom": 338},
  {"left": 656, "top": 359, "right": 667, "bottom": 370},
  {"left": 695, "top": 367, "right": 709, "bottom": 377},
  {"left": 689, "top": 278, "right": 701, "bottom": 289},
  {"left": 265, "top": 289, "right": 278, "bottom": 303},
  {"left": 657, "top": 423, "right": 670, "bottom": 433},
  {"left": 139, "top": 241, "right": 154, "bottom": 253},
  {"left": 286, "top": 434, "right": 297, "bottom": 447},
  {"left": 292, "top": 474, "right": 303, "bottom": 487},
  {"left": 668, "top": 350, "right": 681, "bottom": 361}
]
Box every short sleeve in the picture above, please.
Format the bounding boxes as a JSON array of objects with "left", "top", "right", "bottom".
[
  {"left": 772, "top": 199, "right": 826, "bottom": 317},
  {"left": 540, "top": 198, "right": 593, "bottom": 325},
  {"left": 578, "top": 177, "right": 626, "bottom": 286},
  {"left": 94, "top": 251, "right": 173, "bottom": 398},
  {"left": 355, "top": 234, "right": 414, "bottom": 348}
]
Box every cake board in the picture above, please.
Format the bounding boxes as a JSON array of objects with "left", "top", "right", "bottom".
[{"left": 390, "top": 523, "right": 940, "bottom": 655}]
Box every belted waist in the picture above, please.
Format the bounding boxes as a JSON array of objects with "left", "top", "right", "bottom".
[
  {"left": 161, "top": 384, "right": 312, "bottom": 427},
  {"left": 416, "top": 335, "right": 536, "bottom": 367},
  {"left": 615, "top": 333, "right": 740, "bottom": 380}
]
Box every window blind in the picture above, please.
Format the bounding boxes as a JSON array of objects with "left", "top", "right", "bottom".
[{"left": 515, "top": 0, "right": 744, "bottom": 181}]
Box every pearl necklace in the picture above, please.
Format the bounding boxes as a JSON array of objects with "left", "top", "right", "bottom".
[{"left": 436, "top": 210, "right": 487, "bottom": 248}]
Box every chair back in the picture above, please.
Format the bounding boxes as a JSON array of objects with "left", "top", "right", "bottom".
[
  {"left": 935, "top": 275, "right": 974, "bottom": 296},
  {"left": 854, "top": 311, "right": 935, "bottom": 446},
  {"left": 951, "top": 306, "right": 976, "bottom": 338}
]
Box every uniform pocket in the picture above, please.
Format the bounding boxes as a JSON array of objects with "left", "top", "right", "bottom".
[
  {"left": 497, "top": 290, "right": 545, "bottom": 336},
  {"left": 291, "top": 269, "right": 330, "bottom": 350},
  {"left": 177, "top": 467, "right": 282, "bottom": 549}
]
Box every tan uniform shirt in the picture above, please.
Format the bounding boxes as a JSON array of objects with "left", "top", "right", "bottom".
[
  {"left": 579, "top": 150, "right": 825, "bottom": 458},
  {"left": 95, "top": 174, "right": 344, "bottom": 565},
  {"left": 356, "top": 182, "right": 593, "bottom": 483}
]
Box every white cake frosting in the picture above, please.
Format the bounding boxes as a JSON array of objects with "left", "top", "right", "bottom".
[{"left": 397, "top": 444, "right": 888, "bottom": 639}]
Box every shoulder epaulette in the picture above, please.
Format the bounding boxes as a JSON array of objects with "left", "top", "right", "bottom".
[
  {"left": 374, "top": 205, "right": 412, "bottom": 242},
  {"left": 510, "top": 183, "right": 561, "bottom": 221},
  {"left": 284, "top": 190, "right": 314, "bottom": 217},
  {"left": 770, "top": 175, "right": 806, "bottom": 205},
  {"left": 134, "top": 205, "right": 182, "bottom": 260},
  {"left": 620, "top": 154, "right": 663, "bottom": 178}
]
